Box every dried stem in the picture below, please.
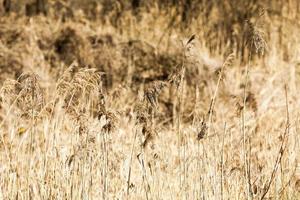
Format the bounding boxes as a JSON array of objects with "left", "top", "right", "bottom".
[
  {"left": 260, "top": 85, "right": 289, "bottom": 200},
  {"left": 220, "top": 122, "right": 226, "bottom": 200},
  {"left": 208, "top": 53, "right": 234, "bottom": 131},
  {"left": 127, "top": 129, "right": 138, "bottom": 196}
]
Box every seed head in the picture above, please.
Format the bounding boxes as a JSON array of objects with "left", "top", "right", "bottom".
[{"left": 144, "top": 81, "right": 167, "bottom": 108}]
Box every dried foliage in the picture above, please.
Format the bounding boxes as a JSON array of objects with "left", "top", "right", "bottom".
[
  {"left": 144, "top": 80, "right": 167, "bottom": 108},
  {"left": 56, "top": 64, "right": 102, "bottom": 109},
  {"left": 17, "top": 72, "right": 44, "bottom": 116},
  {"left": 0, "top": 72, "right": 44, "bottom": 118},
  {"left": 245, "top": 19, "right": 268, "bottom": 56},
  {"left": 0, "top": 1, "right": 299, "bottom": 199}
]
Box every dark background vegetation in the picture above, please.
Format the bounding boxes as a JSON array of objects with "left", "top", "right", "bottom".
[{"left": 1, "top": 0, "right": 299, "bottom": 118}]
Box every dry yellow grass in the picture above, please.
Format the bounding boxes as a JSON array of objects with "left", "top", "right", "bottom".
[{"left": 0, "top": 1, "right": 300, "bottom": 199}]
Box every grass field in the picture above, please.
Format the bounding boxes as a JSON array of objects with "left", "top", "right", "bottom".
[{"left": 0, "top": 1, "right": 300, "bottom": 199}]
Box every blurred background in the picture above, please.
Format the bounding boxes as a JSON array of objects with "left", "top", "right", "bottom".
[{"left": 1, "top": 0, "right": 300, "bottom": 114}]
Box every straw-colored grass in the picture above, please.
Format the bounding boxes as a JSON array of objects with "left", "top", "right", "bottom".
[{"left": 0, "top": 1, "right": 300, "bottom": 199}]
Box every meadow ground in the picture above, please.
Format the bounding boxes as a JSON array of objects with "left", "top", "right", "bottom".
[{"left": 0, "top": 1, "right": 300, "bottom": 199}]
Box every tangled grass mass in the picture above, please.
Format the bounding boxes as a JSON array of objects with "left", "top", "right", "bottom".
[{"left": 0, "top": 0, "right": 300, "bottom": 199}]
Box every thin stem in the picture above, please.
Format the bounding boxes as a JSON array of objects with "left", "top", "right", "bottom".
[
  {"left": 242, "top": 52, "right": 253, "bottom": 200},
  {"left": 220, "top": 123, "right": 226, "bottom": 200},
  {"left": 126, "top": 129, "right": 138, "bottom": 196}
]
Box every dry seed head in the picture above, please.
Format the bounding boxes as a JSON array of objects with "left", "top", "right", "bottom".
[
  {"left": 57, "top": 64, "right": 102, "bottom": 95},
  {"left": 197, "top": 119, "right": 207, "bottom": 140},
  {"left": 17, "top": 72, "right": 44, "bottom": 115},
  {"left": 134, "top": 101, "right": 149, "bottom": 125},
  {"left": 222, "top": 53, "right": 235, "bottom": 69},
  {"left": 56, "top": 65, "right": 103, "bottom": 109},
  {"left": 217, "top": 53, "right": 235, "bottom": 80},
  {"left": 56, "top": 63, "right": 77, "bottom": 91},
  {"left": 0, "top": 79, "right": 19, "bottom": 105},
  {"left": 98, "top": 106, "right": 118, "bottom": 133},
  {"left": 168, "top": 64, "right": 185, "bottom": 88},
  {"left": 144, "top": 80, "right": 167, "bottom": 108},
  {"left": 72, "top": 68, "right": 102, "bottom": 93},
  {"left": 245, "top": 20, "right": 268, "bottom": 56}
]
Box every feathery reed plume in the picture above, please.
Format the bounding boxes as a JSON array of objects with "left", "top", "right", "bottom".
[
  {"left": 245, "top": 17, "right": 268, "bottom": 56},
  {"left": 56, "top": 62, "right": 77, "bottom": 94},
  {"left": 56, "top": 63, "right": 103, "bottom": 110},
  {"left": 144, "top": 80, "right": 167, "bottom": 108},
  {"left": 134, "top": 101, "right": 149, "bottom": 125},
  {"left": 168, "top": 64, "right": 185, "bottom": 88},
  {"left": 222, "top": 53, "right": 235, "bottom": 71},
  {"left": 17, "top": 72, "right": 44, "bottom": 116},
  {"left": 72, "top": 68, "right": 101, "bottom": 92},
  {"left": 0, "top": 79, "right": 19, "bottom": 105}
]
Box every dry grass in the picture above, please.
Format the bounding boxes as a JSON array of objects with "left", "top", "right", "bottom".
[{"left": 0, "top": 1, "right": 300, "bottom": 199}]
